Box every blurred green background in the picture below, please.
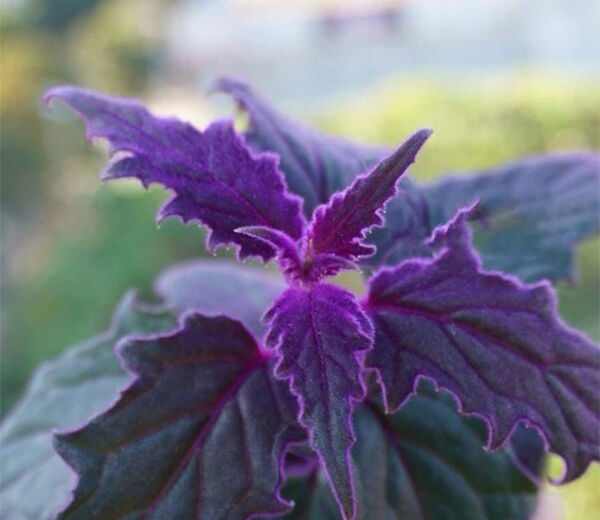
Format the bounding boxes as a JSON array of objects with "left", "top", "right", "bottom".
[{"left": 1, "top": 0, "right": 598, "bottom": 518}]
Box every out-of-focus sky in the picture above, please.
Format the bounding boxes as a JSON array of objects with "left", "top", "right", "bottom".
[{"left": 162, "top": 0, "right": 600, "bottom": 104}]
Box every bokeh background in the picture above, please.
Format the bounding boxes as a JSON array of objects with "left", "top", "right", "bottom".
[{"left": 1, "top": 0, "right": 599, "bottom": 517}]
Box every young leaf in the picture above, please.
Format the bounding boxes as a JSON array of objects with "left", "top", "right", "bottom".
[
  {"left": 283, "top": 384, "right": 540, "bottom": 520},
  {"left": 264, "top": 284, "right": 374, "bottom": 519},
  {"left": 214, "top": 77, "right": 390, "bottom": 216},
  {"left": 236, "top": 225, "right": 304, "bottom": 280},
  {"left": 236, "top": 226, "right": 358, "bottom": 283},
  {"left": 55, "top": 314, "right": 304, "bottom": 520},
  {"left": 421, "top": 152, "right": 600, "bottom": 282},
  {"left": 155, "top": 259, "right": 285, "bottom": 337},
  {"left": 0, "top": 293, "right": 176, "bottom": 520},
  {"left": 45, "top": 86, "right": 305, "bottom": 260},
  {"left": 364, "top": 205, "right": 600, "bottom": 483},
  {"left": 307, "top": 129, "right": 431, "bottom": 261}
]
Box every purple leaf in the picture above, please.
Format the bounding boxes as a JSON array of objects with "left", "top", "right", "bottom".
[
  {"left": 45, "top": 86, "right": 305, "bottom": 261},
  {"left": 213, "top": 77, "right": 390, "bottom": 216},
  {"left": 422, "top": 152, "right": 600, "bottom": 282},
  {"left": 364, "top": 204, "right": 600, "bottom": 483},
  {"left": 54, "top": 314, "right": 304, "bottom": 519},
  {"left": 264, "top": 284, "right": 374, "bottom": 520},
  {"left": 307, "top": 129, "right": 431, "bottom": 262}
]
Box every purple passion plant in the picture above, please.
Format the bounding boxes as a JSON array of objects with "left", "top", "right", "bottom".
[{"left": 1, "top": 79, "right": 599, "bottom": 520}]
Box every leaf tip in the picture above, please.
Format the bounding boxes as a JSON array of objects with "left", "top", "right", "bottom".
[
  {"left": 403, "top": 127, "right": 433, "bottom": 158},
  {"left": 209, "top": 76, "right": 251, "bottom": 95},
  {"left": 42, "top": 85, "right": 71, "bottom": 108}
]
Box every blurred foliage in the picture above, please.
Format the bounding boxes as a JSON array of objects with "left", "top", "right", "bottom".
[
  {"left": 2, "top": 185, "right": 202, "bottom": 411},
  {"left": 30, "top": 0, "right": 103, "bottom": 32},
  {"left": 1, "top": 1, "right": 598, "bottom": 517},
  {"left": 318, "top": 75, "right": 600, "bottom": 178},
  {"left": 0, "top": 0, "right": 164, "bottom": 217},
  {"left": 66, "top": 0, "right": 164, "bottom": 93},
  {"left": 1, "top": 0, "right": 171, "bottom": 410},
  {"left": 0, "top": 32, "right": 56, "bottom": 217}
]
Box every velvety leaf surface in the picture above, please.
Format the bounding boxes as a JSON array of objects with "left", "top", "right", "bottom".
[
  {"left": 307, "top": 129, "right": 431, "bottom": 261},
  {"left": 45, "top": 86, "right": 305, "bottom": 260},
  {"left": 365, "top": 205, "right": 600, "bottom": 483},
  {"left": 214, "top": 77, "right": 390, "bottom": 216},
  {"left": 283, "top": 384, "right": 540, "bottom": 520},
  {"left": 264, "top": 284, "right": 373, "bottom": 519},
  {"left": 0, "top": 293, "right": 176, "bottom": 520},
  {"left": 155, "top": 259, "right": 285, "bottom": 337},
  {"left": 55, "top": 313, "right": 304, "bottom": 520},
  {"left": 421, "top": 152, "right": 600, "bottom": 282},
  {"left": 363, "top": 176, "right": 434, "bottom": 269}
]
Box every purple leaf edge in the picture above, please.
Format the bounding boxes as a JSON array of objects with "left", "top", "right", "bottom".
[
  {"left": 263, "top": 285, "right": 374, "bottom": 520},
  {"left": 44, "top": 87, "right": 307, "bottom": 263},
  {"left": 363, "top": 202, "right": 600, "bottom": 485}
]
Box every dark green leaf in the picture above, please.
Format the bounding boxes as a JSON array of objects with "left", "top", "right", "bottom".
[
  {"left": 0, "top": 293, "right": 176, "bottom": 520},
  {"left": 283, "top": 384, "right": 540, "bottom": 520},
  {"left": 54, "top": 314, "right": 304, "bottom": 520}
]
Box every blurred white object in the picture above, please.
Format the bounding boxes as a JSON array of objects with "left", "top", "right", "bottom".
[
  {"left": 163, "top": 0, "right": 600, "bottom": 103},
  {"left": 531, "top": 492, "right": 564, "bottom": 520}
]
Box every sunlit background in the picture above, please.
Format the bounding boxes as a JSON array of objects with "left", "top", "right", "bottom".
[{"left": 1, "top": 0, "right": 599, "bottom": 517}]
